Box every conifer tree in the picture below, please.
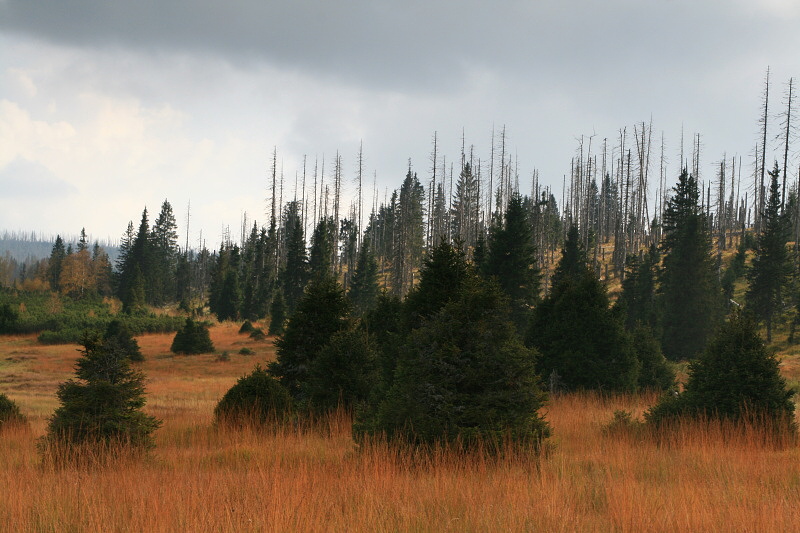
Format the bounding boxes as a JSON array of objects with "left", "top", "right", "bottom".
[
  {"left": 306, "top": 328, "right": 379, "bottom": 412},
  {"left": 308, "top": 216, "right": 336, "bottom": 279},
  {"left": 450, "top": 162, "right": 479, "bottom": 250},
  {"left": 47, "top": 235, "right": 66, "bottom": 292},
  {"left": 281, "top": 201, "right": 309, "bottom": 313},
  {"left": 484, "top": 193, "right": 540, "bottom": 333},
  {"left": 617, "top": 245, "right": 660, "bottom": 331},
  {"left": 150, "top": 200, "right": 179, "bottom": 306},
  {"left": 659, "top": 170, "right": 723, "bottom": 360},
  {"left": 348, "top": 237, "right": 379, "bottom": 315},
  {"left": 268, "top": 290, "right": 286, "bottom": 336},
  {"left": 527, "top": 226, "right": 640, "bottom": 392},
  {"left": 365, "top": 274, "right": 549, "bottom": 450},
  {"left": 43, "top": 333, "right": 161, "bottom": 449},
  {"left": 403, "top": 239, "right": 470, "bottom": 331},
  {"left": 269, "top": 274, "right": 350, "bottom": 402},
  {"left": 171, "top": 318, "right": 215, "bottom": 354},
  {"left": 392, "top": 170, "right": 425, "bottom": 297},
  {"left": 646, "top": 311, "right": 795, "bottom": 430},
  {"left": 746, "top": 163, "right": 790, "bottom": 341}
]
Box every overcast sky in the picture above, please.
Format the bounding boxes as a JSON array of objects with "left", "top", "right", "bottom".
[{"left": 1, "top": 0, "right": 799, "bottom": 248}]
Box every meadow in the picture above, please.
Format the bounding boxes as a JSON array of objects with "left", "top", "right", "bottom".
[{"left": 2, "top": 323, "right": 800, "bottom": 532}]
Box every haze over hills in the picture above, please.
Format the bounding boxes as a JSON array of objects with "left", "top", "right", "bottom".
[{"left": 0, "top": 230, "right": 120, "bottom": 264}]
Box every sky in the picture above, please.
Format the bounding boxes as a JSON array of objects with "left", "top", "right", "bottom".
[{"left": 1, "top": 0, "right": 799, "bottom": 249}]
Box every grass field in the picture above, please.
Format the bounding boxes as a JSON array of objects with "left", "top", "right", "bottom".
[{"left": 2, "top": 322, "right": 800, "bottom": 532}]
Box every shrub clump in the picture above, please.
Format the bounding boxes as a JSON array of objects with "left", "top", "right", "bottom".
[
  {"left": 646, "top": 311, "right": 796, "bottom": 434},
  {"left": 249, "top": 328, "right": 266, "bottom": 341},
  {"left": 238, "top": 320, "right": 255, "bottom": 334},
  {"left": 214, "top": 365, "right": 292, "bottom": 427},
  {"left": 0, "top": 393, "right": 27, "bottom": 430},
  {"left": 170, "top": 318, "right": 215, "bottom": 354}
]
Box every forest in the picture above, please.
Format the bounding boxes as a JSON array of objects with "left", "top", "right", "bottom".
[{"left": 1, "top": 73, "right": 800, "bottom": 530}]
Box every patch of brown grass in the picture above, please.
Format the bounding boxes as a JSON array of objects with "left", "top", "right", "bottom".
[{"left": 1, "top": 326, "right": 800, "bottom": 531}]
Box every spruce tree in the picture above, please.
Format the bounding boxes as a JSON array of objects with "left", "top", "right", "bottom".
[
  {"left": 746, "top": 163, "right": 790, "bottom": 341},
  {"left": 171, "top": 318, "right": 215, "bottom": 354},
  {"left": 527, "top": 226, "right": 640, "bottom": 392},
  {"left": 391, "top": 170, "right": 425, "bottom": 297},
  {"left": 348, "top": 237, "right": 379, "bottom": 315},
  {"left": 150, "top": 200, "right": 179, "bottom": 306},
  {"left": 306, "top": 328, "right": 379, "bottom": 412},
  {"left": 281, "top": 202, "right": 309, "bottom": 313},
  {"left": 403, "top": 239, "right": 471, "bottom": 331},
  {"left": 308, "top": 217, "right": 336, "bottom": 279},
  {"left": 659, "top": 170, "right": 723, "bottom": 360},
  {"left": 43, "top": 333, "right": 161, "bottom": 449},
  {"left": 47, "top": 235, "right": 66, "bottom": 292},
  {"left": 617, "top": 245, "right": 660, "bottom": 331},
  {"left": 103, "top": 319, "right": 143, "bottom": 362},
  {"left": 484, "top": 193, "right": 540, "bottom": 333},
  {"left": 646, "top": 311, "right": 795, "bottom": 431},
  {"left": 365, "top": 274, "right": 549, "bottom": 450},
  {"left": 269, "top": 274, "right": 350, "bottom": 402},
  {"left": 268, "top": 290, "right": 286, "bottom": 336}
]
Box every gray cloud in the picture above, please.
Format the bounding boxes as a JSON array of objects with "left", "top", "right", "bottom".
[{"left": 0, "top": 0, "right": 787, "bottom": 95}]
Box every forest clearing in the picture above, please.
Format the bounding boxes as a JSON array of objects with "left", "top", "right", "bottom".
[{"left": 1, "top": 323, "right": 799, "bottom": 532}]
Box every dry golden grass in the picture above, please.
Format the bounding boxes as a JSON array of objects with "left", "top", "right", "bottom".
[{"left": 2, "top": 323, "right": 800, "bottom": 532}]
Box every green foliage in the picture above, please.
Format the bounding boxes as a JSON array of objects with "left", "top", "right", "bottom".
[
  {"left": 363, "top": 275, "right": 550, "bottom": 451},
  {"left": 103, "top": 319, "right": 143, "bottom": 362},
  {"left": 47, "top": 235, "right": 66, "bottom": 292},
  {"left": 0, "top": 288, "right": 182, "bottom": 344},
  {"left": 721, "top": 238, "right": 747, "bottom": 301},
  {"left": 746, "top": 164, "right": 791, "bottom": 341},
  {"left": 249, "top": 328, "right": 266, "bottom": 341},
  {"left": 484, "top": 193, "right": 541, "bottom": 333},
  {"left": 631, "top": 325, "right": 675, "bottom": 391},
  {"left": 617, "top": 245, "right": 660, "bottom": 332},
  {"left": 269, "top": 275, "right": 350, "bottom": 401},
  {"left": 392, "top": 170, "right": 425, "bottom": 297},
  {"left": 238, "top": 320, "right": 255, "bottom": 334},
  {"left": 267, "top": 291, "right": 286, "bottom": 336},
  {"left": 42, "top": 334, "right": 161, "bottom": 449},
  {"left": 659, "top": 169, "right": 724, "bottom": 360},
  {"left": 170, "top": 318, "right": 215, "bottom": 354},
  {"left": 308, "top": 217, "right": 336, "bottom": 280},
  {"left": 0, "top": 302, "right": 18, "bottom": 333},
  {"left": 214, "top": 365, "right": 292, "bottom": 427},
  {"left": 238, "top": 347, "right": 255, "bottom": 355},
  {"left": 528, "top": 227, "right": 640, "bottom": 392},
  {"left": 0, "top": 393, "right": 27, "bottom": 429},
  {"left": 208, "top": 245, "right": 242, "bottom": 322},
  {"left": 362, "top": 291, "right": 404, "bottom": 396},
  {"left": 403, "top": 239, "right": 471, "bottom": 331},
  {"left": 281, "top": 201, "right": 309, "bottom": 313},
  {"left": 348, "top": 237, "right": 380, "bottom": 316},
  {"left": 123, "top": 265, "right": 147, "bottom": 315},
  {"left": 646, "top": 311, "right": 796, "bottom": 431},
  {"left": 306, "top": 329, "right": 379, "bottom": 412}
]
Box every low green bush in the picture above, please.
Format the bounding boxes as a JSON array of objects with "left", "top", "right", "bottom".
[
  {"left": 214, "top": 365, "right": 292, "bottom": 427},
  {"left": 171, "top": 318, "right": 215, "bottom": 355}
]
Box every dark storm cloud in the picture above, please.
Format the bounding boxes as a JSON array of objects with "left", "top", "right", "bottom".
[{"left": 0, "top": 0, "right": 772, "bottom": 94}]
